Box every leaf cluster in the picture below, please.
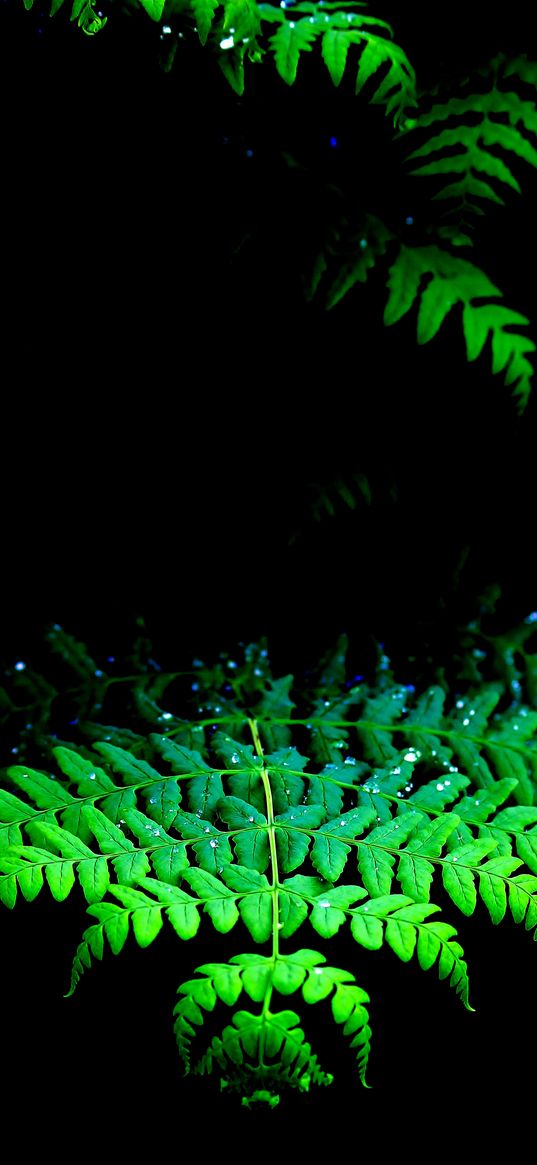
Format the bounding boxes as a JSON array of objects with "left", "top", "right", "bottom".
[{"left": 2, "top": 621, "right": 537, "bottom": 1102}]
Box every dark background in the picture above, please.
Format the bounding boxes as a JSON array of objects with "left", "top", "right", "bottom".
[{"left": 1, "top": 0, "right": 536, "bottom": 1135}]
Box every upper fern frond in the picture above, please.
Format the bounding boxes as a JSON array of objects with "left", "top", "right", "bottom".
[
  {"left": 21, "top": 0, "right": 416, "bottom": 116},
  {"left": 402, "top": 55, "right": 537, "bottom": 217}
]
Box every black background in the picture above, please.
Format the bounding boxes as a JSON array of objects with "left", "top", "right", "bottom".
[{"left": 1, "top": 0, "right": 536, "bottom": 1136}]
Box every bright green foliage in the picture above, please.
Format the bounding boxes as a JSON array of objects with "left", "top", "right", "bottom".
[
  {"left": 384, "top": 245, "right": 535, "bottom": 410},
  {"left": 403, "top": 56, "right": 537, "bottom": 214},
  {"left": 23, "top": 0, "right": 108, "bottom": 33},
  {"left": 173, "top": 950, "right": 370, "bottom": 1101},
  {"left": 2, "top": 626, "right": 537, "bottom": 1104},
  {"left": 27, "top": 0, "right": 416, "bottom": 121},
  {"left": 15, "top": 0, "right": 536, "bottom": 408},
  {"left": 258, "top": 2, "right": 415, "bottom": 120}
]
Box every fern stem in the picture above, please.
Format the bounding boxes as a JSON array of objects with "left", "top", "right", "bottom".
[{"left": 247, "top": 716, "right": 282, "bottom": 1070}]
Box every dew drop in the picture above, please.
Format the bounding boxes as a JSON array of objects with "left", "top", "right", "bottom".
[
  {"left": 318, "top": 900, "right": 331, "bottom": 908},
  {"left": 209, "top": 840, "right": 218, "bottom": 849},
  {"left": 14, "top": 661, "right": 26, "bottom": 672},
  {"left": 436, "top": 783, "right": 444, "bottom": 792}
]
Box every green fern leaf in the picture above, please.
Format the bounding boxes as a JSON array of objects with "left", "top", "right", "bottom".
[
  {"left": 183, "top": 867, "right": 240, "bottom": 932},
  {"left": 269, "top": 19, "right": 318, "bottom": 85},
  {"left": 406, "top": 85, "right": 537, "bottom": 211},
  {"left": 309, "top": 884, "right": 367, "bottom": 937},
  {"left": 507, "top": 873, "right": 537, "bottom": 925},
  {"left": 218, "top": 43, "right": 247, "bottom": 95},
  {"left": 357, "top": 811, "right": 422, "bottom": 895},
  {"left": 137, "top": 0, "right": 166, "bottom": 20},
  {"left": 384, "top": 901, "right": 441, "bottom": 962},
  {"left": 321, "top": 28, "right": 352, "bottom": 86},
  {"left": 108, "top": 884, "right": 164, "bottom": 946},
  {"left": 191, "top": 0, "right": 220, "bottom": 44},
  {"left": 384, "top": 244, "right": 535, "bottom": 409},
  {"left": 275, "top": 804, "right": 325, "bottom": 872},
  {"left": 355, "top": 36, "right": 416, "bottom": 126},
  {"left": 217, "top": 795, "right": 269, "bottom": 870}
]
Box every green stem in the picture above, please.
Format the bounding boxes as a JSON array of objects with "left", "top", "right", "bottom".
[{"left": 248, "top": 718, "right": 280, "bottom": 1064}]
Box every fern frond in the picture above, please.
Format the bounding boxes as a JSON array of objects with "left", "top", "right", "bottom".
[
  {"left": 4, "top": 627, "right": 537, "bottom": 1101},
  {"left": 354, "top": 31, "right": 415, "bottom": 125},
  {"left": 404, "top": 57, "right": 537, "bottom": 215},
  {"left": 191, "top": 0, "right": 220, "bottom": 44},
  {"left": 256, "top": 2, "right": 415, "bottom": 121},
  {"left": 384, "top": 244, "right": 535, "bottom": 410},
  {"left": 174, "top": 948, "right": 370, "bottom": 1099}
]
